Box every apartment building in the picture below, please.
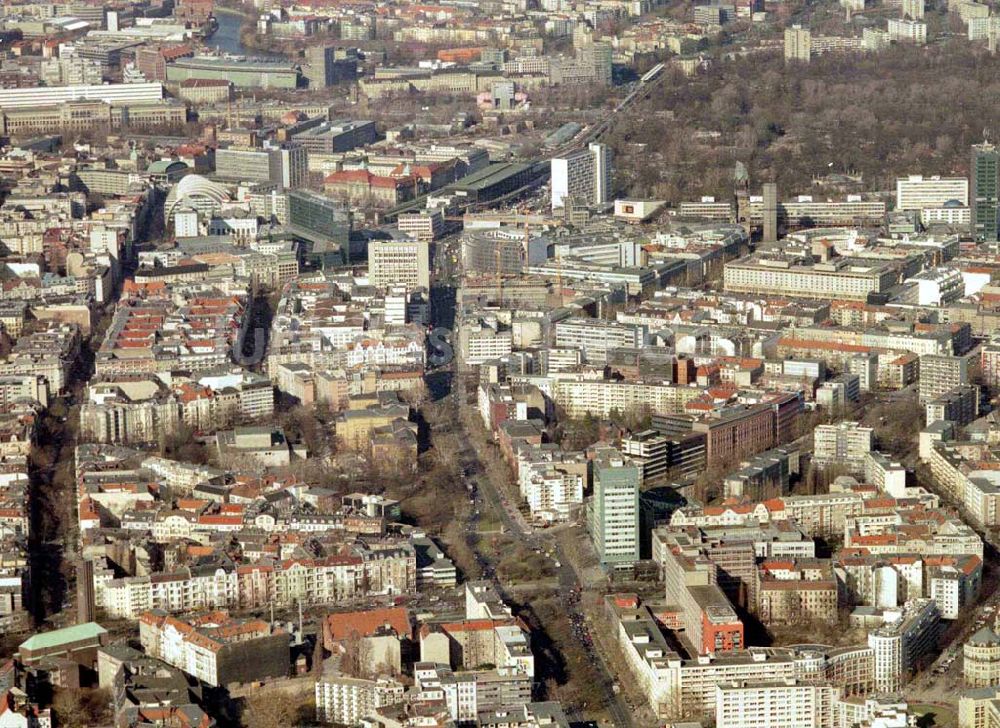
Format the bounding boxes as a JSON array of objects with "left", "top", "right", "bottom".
[
  {"left": 655, "top": 523, "right": 813, "bottom": 595},
  {"left": 756, "top": 559, "right": 839, "bottom": 625},
  {"left": 458, "top": 317, "right": 513, "bottom": 367},
  {"left": 918, "top": 353, "right": 970, "bottom": 403},
  {"left": 413, "top": 663, "right": 532, "bottom": 724},
  {"left": 589, "top": 451, "right": 640, "bottom": 567},
  {"left": 671, "top": 489, "right": 870, "bottom": 540},
  {"left": 844, "top": 497, "right": 982, "bottom": 558},
  {"left": 80, "top": 387, "right": 180, "bottom": 444},
  {"left": 139, "top": 611, "right": 289, "bottom": 687},
  {"left": 968, "top": 14, "right": 1000, "bottom": 38},
  {"left": 523, "top": 465, "right": 584, "bottom": 523},
  {"left": 0, "top": 323, "right": 81, "bottom": 394},
  {"left": 928, "top": 555, "right": 982, "bottom": 619},
  {"left": 659, "top": 529, "right": 745, "bottom": 654},
  {"left": 784, "top": 25, "right": 811, "bottom": 62},
  {"left": 606, "top": 595, "right": 682, "bottom": 719},
  {"left": 516, "top": 448, "right": 587, "bottom": 515},
  {"left": 888, "top": 18, "right": 928, "bottom": 43},
  {"left": 865, "top": 322, "right": 971, "bottom": 357},
  {"left": 548, "top": 378, "right": 706, "bottom": 419},
  {"left": 926, "top": 440, "right": 983, "bottom": 504},
  {"left": 814, "top": 422, "right": 874, "bottom": 470},
  {"left": 981, "top": 338, "right": 1000, "bottom": 388},
  {"left": 964, "top": 469, "right": 1000, "bottom": 531},
  {"left": 675, "top": 650, "right": 801, "bottom": 718},
  {"left": 96, "top": 289, "right": 247, "bottom": 378},
  {"left": 958, "top": 685, "right": 1000, "bottom": 728},
  {"left": 0, "top": 374, "right": 49, "bottom": 410},
  {"left": 478, "top": 382, "right": 548, "bottom": 432},
  {"left": 715, "top": 681, "right": 838, "bottom": 728},
  {"left": 96, "top": 546, "right": 417, "bottom": 619},
  {"left": 926, "top": 384, "right": 980, "bottom": 427},
  {"left": 866, "top": 599, "right": 941, "bottom": 692},
  {"left": 315, "top": 673, "right": 406, "bottom": 725},
  {"left": 859, "top": 451, "right": 906, "bottom": 498},
  {"left": 478, "top": 703, "right": 570, "bottom": 728},
  {"left": 80, "top": 372, "right": 274, "bottom": 445}
]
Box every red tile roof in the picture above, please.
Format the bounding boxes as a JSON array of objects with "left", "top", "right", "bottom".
[{"left": 325, "top": 607, "right": 410, "bottom": 641}]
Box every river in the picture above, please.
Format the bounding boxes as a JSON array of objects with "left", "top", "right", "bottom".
[{"left": 205, "top": 7, "right": 283, "bottom": 59}]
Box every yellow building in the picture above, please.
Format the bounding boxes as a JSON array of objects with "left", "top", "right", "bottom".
[
  {"left": 959, "top": 685, "right": 1000, "bottom": 728},
  {"left": 336, "top": 398, "right": 411, "bottom": 451},
  {"left": 966, "top": 628, "right": 1000, "bottom": 688}
]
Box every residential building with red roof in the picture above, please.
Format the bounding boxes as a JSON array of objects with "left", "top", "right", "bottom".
[{"left": 139, "top": 610, "right": 289, "bottom": 687}]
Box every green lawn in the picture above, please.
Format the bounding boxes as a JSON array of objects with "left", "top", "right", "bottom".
[
  {"left": 910, "top": 703, "right": 957, "bottom": 728},
  {"left": 476, "top": 506, "right": 502, "bottom": 533}
]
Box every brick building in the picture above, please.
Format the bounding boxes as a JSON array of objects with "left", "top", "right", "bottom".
[{"left": 693, "top": 404, "right": 776, "bottom": 468}]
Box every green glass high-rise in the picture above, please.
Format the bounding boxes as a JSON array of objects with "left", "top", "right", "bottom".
[
  {"left": 972, "top": 143, "right": 999, "bottom": 242},
  {"left": 589, "top": 452, "right": 640, "bottom": 567},
  {"left": 287, "top": 189, "right": 352, "bottom": 268}
]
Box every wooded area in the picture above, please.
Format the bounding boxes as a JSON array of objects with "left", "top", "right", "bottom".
[{"left": 609, "top": 43, "right": 1000, "bottom": 201}]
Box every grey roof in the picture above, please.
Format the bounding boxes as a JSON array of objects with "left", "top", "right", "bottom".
[{"left": 969, "top": 626, "right": 1000, "bottom": 646}]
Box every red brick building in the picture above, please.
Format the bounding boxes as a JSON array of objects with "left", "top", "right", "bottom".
[
  {"left": 693, "top": 404, "right": 775, "bottom": 468},
  {"left": 764, "top": 390, "right": 803, "bottom": 444},
  {"left": 323, "top": 169, "right": 418, "bottom": 208},
  {"left": 701, "top": 609, "right": 744, "bottom": 654},
  {"left": 176, "top": 0, "right": 214, "bottom": 25},
  {"left": 135, "top": 44, "right": 193, "bottom": 82}
]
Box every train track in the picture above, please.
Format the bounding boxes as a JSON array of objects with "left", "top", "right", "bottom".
[{"left": 546, "top": 62, "right": 665, "bottom": 160}]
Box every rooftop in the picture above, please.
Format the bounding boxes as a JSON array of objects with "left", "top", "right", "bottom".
[{"left": 20, "top": 622, "right": 107, "bottom": 652}]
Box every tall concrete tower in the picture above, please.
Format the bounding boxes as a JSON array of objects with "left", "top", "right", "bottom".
[
  {"left": 77, "top": 559, "right": 96, "bottom": 624},
  {"left": 763, "top": 182, "right": 778, "bottom": 243}
]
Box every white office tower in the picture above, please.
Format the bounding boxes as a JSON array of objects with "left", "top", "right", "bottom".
[
  {"left": 551, "top": 143, "right": 612, "bottom": 210},
  {"left": 368, "top": 238, "right": 430, "bottom": 292},
  {"left": 895, "top": 175, "right": 968, "bottom": 210}
]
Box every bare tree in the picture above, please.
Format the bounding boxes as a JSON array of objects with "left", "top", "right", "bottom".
[
  {"left": 241, "top": 691, "right": 296, "bottom": 728},
  {"left": 339, "top": 630, "right": 374, "bottom": 678},
  {"left": 52, "top": 689, "right": 110, "bottom": 728}
]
